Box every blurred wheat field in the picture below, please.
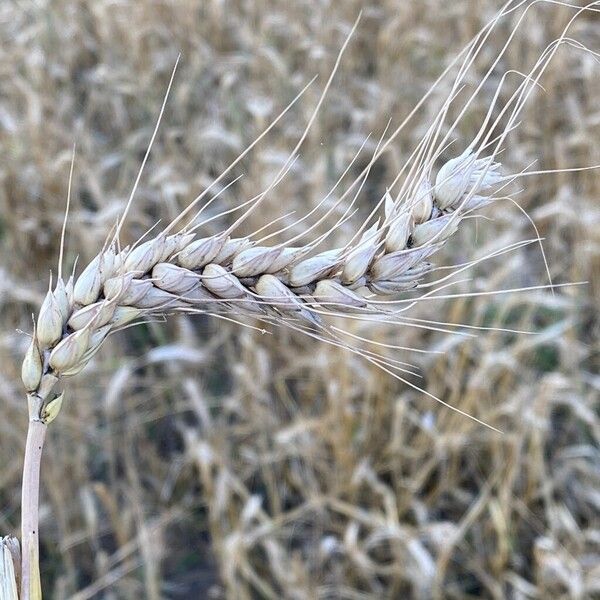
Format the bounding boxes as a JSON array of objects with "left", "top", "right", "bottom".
[{"left": 1, "top": 1, "right": 599, "bottom": 599}]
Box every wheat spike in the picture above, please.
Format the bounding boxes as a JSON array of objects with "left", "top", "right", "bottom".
[
  {"left": 22, "top": 1, "right": 596, "bottom": 418},
  {"left": 23, "top": 147, "right": 502, "bottom": 407}
]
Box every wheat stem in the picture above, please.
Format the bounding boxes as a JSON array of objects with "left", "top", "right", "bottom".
[{"left": 20, "top": 398, "right": 46, "bottom": 600}]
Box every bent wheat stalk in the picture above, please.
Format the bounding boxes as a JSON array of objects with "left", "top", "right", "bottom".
[{"left": 17, "top": 1, "right": 600, "bottom": 597}]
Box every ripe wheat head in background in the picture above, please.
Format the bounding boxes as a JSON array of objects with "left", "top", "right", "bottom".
[{"left": 2, "top": 0, "right": 600, "bottom": 598}]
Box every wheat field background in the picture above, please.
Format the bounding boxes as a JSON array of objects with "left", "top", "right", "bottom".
[{"left": 1, "top": 1, "right": 599, "bottom": 599}]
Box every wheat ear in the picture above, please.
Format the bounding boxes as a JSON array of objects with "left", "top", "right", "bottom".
[{"left": 23, "top": 149, "right": 502, "bottom": 398}]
